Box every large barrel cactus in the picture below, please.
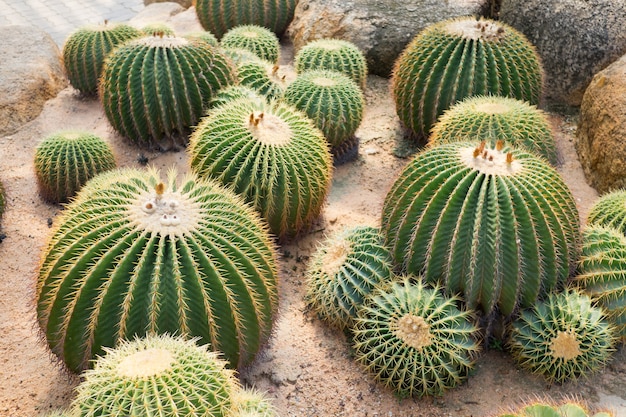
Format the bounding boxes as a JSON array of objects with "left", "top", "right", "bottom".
[
  {"left": 100, "top": 34, "right": 236, "bottom": 149},
  {"left": 221, "top": 25, "right": 280, "bottom": 64},
  {"left": 587, "top": 190, "right": 626, "bottom": 235},
  {"left": 188, "top": 98, "right": 332, "bottom": 239},
  {"left": 37, "top": 167, "right": 279, "bottom": 372},
  {"left": 499, "top": 399, "right": 613, "bottom": 417},
  {"left": 382, "top": 141, "right": 580, "bottom": 315},
  {"left": 392, "top": 16, "right": 543, "bottom": 141}
]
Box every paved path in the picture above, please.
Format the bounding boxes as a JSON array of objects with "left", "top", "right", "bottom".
[{"left": 0, "top": 0, "right": 144, "bottom": 47}]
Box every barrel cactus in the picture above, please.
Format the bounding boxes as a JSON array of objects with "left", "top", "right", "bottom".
[
  {"left": 305, "top": 226, "right": 394, "bottom": 330},
  {"left": 230, "top": 388, "right": 277, "bottom": 417},
  {"left": 382, "top": 141, "right": 580, "bottom": 316},
  {"left": 238, "top": 60, "right": 292, "bottom": 101},
  {"left": 429, "top": 96, "right": 557, "bottom": 165},
  {"left": 188, "top": 98, "right": 332, "bottom": 239},
  {"left": 392, "top": 16, "right": 543, "bottom": 142},
  {"left": 141, "top": 23, "right": 176, "bottom": 36},
  {"left": 508, "top": 290, "right": 616, "bottom": 384},
  {"left": 221, "top": 25, "right": 280, "bottom": 64},
  {"left": 499, "top": 400, "right": 613, "bottom": 417},
  {"left": 352, "top": 277, "right": 480, "bottom": 398},
  {"left": 72, "top": 334, "right": 238, "bottom": 417},
  {"left": 587, "top": 190, "right": 626, "bottom": 235},
  {"left": 184, "top": 30, "right": 219, "bottom": 47},
  {"left": 62, "top": 22, "right": 142, "bottom": 95},
  {"left": 209, "top": 85, "right": 266, "bottom": 110},
  {"left": 100, "top": 34, "right": 237, "bottom": 149},
  {"left": 34, "top": 131, "right": 117, "bottom": 203},
  {"left": 37, "top": 167, "right": 278, "bottom": 372}
]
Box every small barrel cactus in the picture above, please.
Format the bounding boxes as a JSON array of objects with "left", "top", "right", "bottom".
[
  {"left": 223, "top": 47, "right": 265, "bottom": 66},
  {"left": 141, "top": 23, "right": 176, "bottom": 36},
  {"left": 184, "top": 30, "right": 219, "bottom": 47},
  {"left": 238, "top": 60, "right": 292, "bottom": 101},
  {"left": 508, "top": 290, "right": 616, "bottom": 384},
  {"left": 188, "top": 98, "right": 332, "bottom": 239},
  {"left": 100, "top": 34, "right": 237, "bottom": 149},
  {"left": 305, "top": 226, "right": 394, "bottom": 330},
  {"left": 382, "top": 141, "right": 580, "bottom": 316},
  {"left": 37, "top": 167, "right": 278, "bottom": 371},
  {"left": 72, "top": 334, "right": 239, "bottom": 417},
  {"left": 352, "top": 277, "right": 480, "bottom": 398},
  {"left": 221, "top": 25, "right": 280, "bottom": 64},
  {"left": 576, "top": 225, "right": 626, "bottom": 339},
  {"left": 295, "top": 39, "right": 368, "bottom": 89},
  {"left": 209, "top": 85, "right": 267, "bottom": 110},
  {"left": 392, "top": 17, "right": 543, "bottom": 141},
  {"left": 62, "top": 22, "right": 142, "bottom": 95},
  {"left": 230, "top": 388, "right": 278, "bottom": 417},
  {"left": 429, "top": 96, "right": 557, "bottom": 165},
  {"left": 587, "top": 189, "right": 626, "bottom": 235},
  {"left": 499, "top": 399, "right": 613, "bottom": 417},
  {"left": 34, "top": 131, "right": 117, "bottom": 203}
]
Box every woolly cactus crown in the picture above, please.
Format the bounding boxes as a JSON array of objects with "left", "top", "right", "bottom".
[{"left": 221, "top": 25, "right": 280, "bottom": 64}]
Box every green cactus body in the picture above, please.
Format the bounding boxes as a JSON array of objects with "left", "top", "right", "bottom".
[
  {"left": 508, "top": 290, "right": 616, "bottom": 384},
  {"left": 587, "top": 190, "right": 626, "bottom": 235},
  {"left": 188, "top": 98, "right": 332, "bottom": 239},
  {"left": 34, "top": 131, "right": 117, "bottom": 203},
  {"left": 392, "top": 17, "right": 543, "bottom": 141},
  {"left": 223, "top": 47, "right": 265, "bottom": 66},
  {"left": 62, "top": 22, "right": 142, "bottom": 95},
  {"left": 73, "top": 334, "right": 238, "bottom": 417},
  {"left": 221, "top": 25, "right": 280, "bottom": 64},
  {"left": 210, "top": 85, "right": 267, "bottom": 110},
  {"left": 238, "top": 60, "right": 292, "bottom": 101},
  {"left": 352, "top": 277, "right": 480, "bottom": 398},
  {"left": 381, "top": 142, "right": 580, "bottom": 316},
  {"left": 576, "top": 225, "right": 626, "bottom": 339},
  {"left": 184, "top": 30, "right": 220, "bottom": 47},
  {"left": 295, "top": 39, "right": 368, "bottom": 89},
  {"left": 141, "top": 23, "right": 176, "bottom": 37},
  {"left": 194, "top": 0, "right": 297, "bottom": 39},
  {"left": 37, "top": 167, "right": 278, "bottom": 371},
  {"left": 100, "top": 35, "right": 237, "bottom": 149},
  {"left": 305, "top": 226, "right": 394, "bottom": 330},
  {"left": 499, "top": 401, "right": 614, "bottom": 417},
  {"left": 230, "top": 388, "right": 278, "bottom": 417},
  {"left": 429, "top": 96, "right": 557, "bottom": 165}
]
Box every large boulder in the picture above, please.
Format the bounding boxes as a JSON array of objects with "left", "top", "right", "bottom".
[
  {"left": 575, "top": 54, "right": 626, "bottom": 194},
  {"left": 145, "top": 0, "right": 192, "bottom": 8},
  {"left": 129, "top": 2, "right": 186, "bottom": 29},
  {"left": 499, "top": 0, "right": 626, "bottom": 106},
  {"left": 287, "top": 0, "right": 488, "bottom": 77},
  {"left": 0, "top": 26, "right": 67, "bottom": 136}
]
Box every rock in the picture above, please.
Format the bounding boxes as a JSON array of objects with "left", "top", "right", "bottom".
[
  {"left": 575, "top": 54, "right": 626, "bottom": 194},
  {"left": 287, "top": 0, "right": 488, "bottom": 77},
  {"left": 168, "top": 7, "right": 205, "bottom": 35},
  {"left": 128, "top": 2, "right": 185, "bottom": 29},
  {"left": 499, "top": 0, "right": 626, "bottom": 106},
  {"left": 0, "top": 26, "right": 67, "bottom": 136},
  {"left": 145, "top": 0, "right": 192, "bottom": 9}
]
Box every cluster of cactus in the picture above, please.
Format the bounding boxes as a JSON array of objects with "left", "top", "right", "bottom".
[
  {"left": 36, "top": 167, "right": 279, "bottom": 371},
  {"left": 498, "top": 398, "right": 613, "bottom": 417},
  {"left": 221, "top": 25, "right": 280, "bottom": 63},
  {"left": 62, "top": 22, "right": 142, "bottom": 95},
  {"left": 34, "top": 131, "right": 117, "bottom": 203},
  {"left": 587, "top": 189, "right": 626, "bottom": 235},
  {"left": 382, "top": 141, "right": 580, "bottom": 316},
  {"left": 392, "top": 16, "right": 543, "bottom": 141},
  {"left": 100, "top": 34, "right": 236, "bottom": 149},
  {"left": 238, "top": 60, "right": 292, "bottom": 101}
]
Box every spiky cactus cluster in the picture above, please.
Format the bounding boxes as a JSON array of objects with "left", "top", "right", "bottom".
[
  {"left": 392, "top": 17, "right": 543, "bottom": 141},
  {"left": 305, "top": 226, "right": 394, "bottom": 330},
  {"left": 429, "top": 96, "right": 557, "bottom": 165},
  {"left": 352, "top": 277, "right": 480, "bottom": 398},
  {"left": 188, "top": 98, "right": 332, "bottom": 239},
  {"left": 100, "top": 34, "right": 236, "bottom": 149},
  {"left": 382, "top": 141, "right": 580, "bottom": 315},
  {"left": 37, "top": 167, "right": 278, "bottom": 371},
  {"left": 62, "top": 22, "right": 142, "bottom": 95},
  {"left": 221, "top": 25, "right": 280, "bottom": 64},
  {"left": 184, "top": 30, "right": 219, "bottom": 47},
  {"left": 238, "top": 60, "right": 292, "bottom": 101},
  {"left": 508, "top": 290, "right": 615, "bottom": 384},
  {"left": 295, "top": 39, "right": 368, "bottom": 89},
  {"left": 34, "top": 131, "right": 117, "bottom": 203},
  {"left": 499, "top": 399, "right": 613, "bottom": 417},
  {"left": 587, "top": 190, "right": 626, "bottom": 235},
  {"left": 230, "top": 388, "right": 278, "bottom": 417}
]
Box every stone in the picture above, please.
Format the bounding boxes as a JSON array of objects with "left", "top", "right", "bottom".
[
  {"left": 145, "top": 0, "right": 192, "bottom": 9},
  {"left": 168, "top": 7, "right": 205, "bottom": 35},
  {"left": 499, "top": 0, "right": 626, "bottom": 106},
  {"left": 287, "top": 0, "right": 488, "bottom": 77},
  {"left": 0, "top": 26, "right": 67, "bottom": 136},
  {"left": 128, "top": 2, "right": 185, "bottom": 30},
  {"left": 575, "top": 54, "right": 626, "bottom": 194}
]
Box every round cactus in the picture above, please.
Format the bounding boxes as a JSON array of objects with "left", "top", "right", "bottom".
[
  {"left": 221, "top": 25, "right": 280, "bottom": 64},
  {"left": 223, "top": 47, "right": 264, "bottom": 66},
  {"left": 184, "top": 30, "right": 219, "bottom": 47},
  {"left": 429, "top": 96, "right": 557, "bottom": 165},
  {"left": 34, "top": 131, "right": 117, "bottom": 204},
  {"left": 188, "top": 98, "right": 332, "bottom": 239},
  {"left": 499, "top": 399, "right": 614, "bottom": 417},
  {"left": 576, "top": 225, "right": 626, "bottom": 340},
  {"left": 210, "top": 85, "right": 266, "bottom": 110},
  {"left": 392, "top": 16, "right": 543, "bottom": 141},
  {"left": 381, "top": 141, "right": 580, "bottom": 316},
  {"left": 62, "top": 22, "right": 142, "bottom": 95},
  {"left": 37, "top": 167, "right": 279, "bottom": 372},
  {"left": 295, "top": 39, "right": 368, "bottom": 89},
  {"left": 230, "top": 388, "right": 278, "bottom": 417},
  {"left": 238, "top": 60, "right": 292, "bottom": 101},
  {"left": 508, "top": 290, "right": 616, "bottom": 384},
  {"left": 72, "top": 334, "right": 238, "bottom": 417},
  {"left": 587, "top": 190, "right": 626, "bottom": 235},
  {"left": 100, "top": 34, "right": 237, "bottom": 149},
  {"left": 352, "top": 277, "right": 480, "bottom": 398},
  {"left": 141, "top": 23, "right": 176, "bottom": 37},
  {"left": 305, "top": 226, "right": 394, "bottom": 330},
  {"left": 194, "top": 0, "right": 297, "bottom": 39}
]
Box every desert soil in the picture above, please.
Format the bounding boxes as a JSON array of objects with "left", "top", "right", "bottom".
[{"left": 0, "top": 41, "right": 625, "bottom": 417}]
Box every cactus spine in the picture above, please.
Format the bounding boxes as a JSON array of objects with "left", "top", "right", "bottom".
[
  {"left": 587, "top": 189, "right": 626, "bottom": 235},
  {"left": 221, "top": 25, "right": 280, "bottom": 64}
]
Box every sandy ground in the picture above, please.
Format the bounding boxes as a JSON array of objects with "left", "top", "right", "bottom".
[{"left": 1, "top": 41, "right": 625, "bottom": 417}]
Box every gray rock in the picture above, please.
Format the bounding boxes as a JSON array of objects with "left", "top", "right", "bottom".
[
  {"left": 287, "top": 0, "right": 488, "bottom": 77},
  {"left": 168, "top": 7, "right": 205, "bottom": 36},
  {"left": 129, "top": 2, "right": 185, "bottom": 29},
  {"left": 499, "top": 0, "right": 626, "bottom": 106},
  {"left": 145, "top": 0, "right": 192, "bottom": 9},
  {"left": 0, "top": 26, "right": 67, "bottom": 136}
]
